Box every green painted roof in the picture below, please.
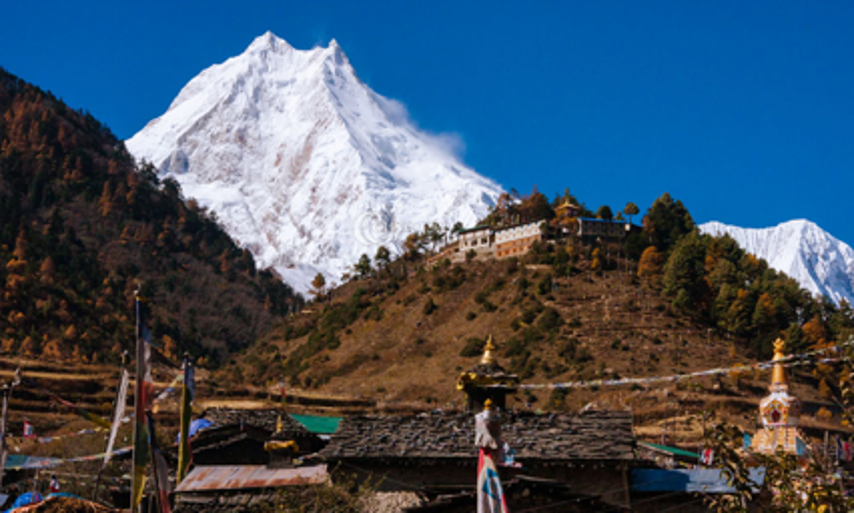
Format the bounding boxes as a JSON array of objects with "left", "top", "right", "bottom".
[
  {"left": 289, "top": 413, "right": 342, "bottom": 434},
  {"left": 640, "top": 441, "right": 700, "bottom": 459}
]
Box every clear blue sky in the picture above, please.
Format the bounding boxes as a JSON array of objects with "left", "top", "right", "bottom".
[{"left": 2, "top": 1, "right": 852, "bottom": 245}]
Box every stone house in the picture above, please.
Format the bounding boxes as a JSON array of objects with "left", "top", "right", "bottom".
[
  {"left": 493, "top": 220, "right": 547, "bottom": 259},
  {"left": 455, "top": 225, "right": 494, "bottom": 260},
  {"left": 318, "top": 409, "right": 635, "bottom": 509}
]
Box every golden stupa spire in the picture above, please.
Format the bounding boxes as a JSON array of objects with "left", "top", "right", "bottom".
[
  {"left": 771, "top": 338, "right": 788, "bottom": 387},
  {"left": 481, "top": 335, "right": 496, "bottom": 365}
]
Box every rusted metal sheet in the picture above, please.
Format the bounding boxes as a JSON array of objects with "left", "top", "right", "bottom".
[{"left": 175, "top": 464, "right": 327, "bottom": 492}]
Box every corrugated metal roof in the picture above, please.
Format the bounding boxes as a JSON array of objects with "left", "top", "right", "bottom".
[{"left": 175, "top": 465, "right": 327, "bottom": 493}]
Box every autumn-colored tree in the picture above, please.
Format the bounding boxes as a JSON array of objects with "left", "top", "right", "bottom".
[
  {"left": 803, "top": 315, "right": 828, "bottom": 346},
  {"left": 120, "top": 225, "right": 133, "bottom": 245},
  {"left": 12, "top": 228, "right": 28, "bottom": 261},
  {"left": 219, "top": 250, "right": 231, "bottom": 275},
  {"left": 98, "top": 181, "right": 114, "bottom": 217},
  {"left": 20, "top": 336, "right": 38, "bottom": 357},
  {"left": 637, "top": 246, "right": 664, "bottom": 287},
  {"left": 162, "top": 335, "right": 178, "bottom": 360},
  {"left": 42, "top": 338, "right": 65, "bottom": 359},
  {"left": 39, "top": 256, "right": 55, "bottom": 286},
  {"left": 63, "top": 324, "right": 77, "bottom": 341},
  {"left": 310, "top": 273, "right": 326, "bottom": 300}
]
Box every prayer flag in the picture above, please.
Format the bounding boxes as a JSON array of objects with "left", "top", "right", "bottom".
[
  {"left": 477, "top": 448, "right": 509, "bottom": 513},
  {"left": 50, "top": 394, "right": 112, "bottom": 429},
  {"left": 132, "top": 296, "right": 154, "bottom": 511},
  {"left": 103, "top": 368, "right": 129, "bottom": 466},
  {"left": 22, "top": 421, "right": 34, "bottom": 439},
  {"left": 837, "top": 437, "right": 852, "bottom": 462},
  {"left": 700, "top": 448, "right": 714, "bottom": 466},
  {"left": 146, "top": 413, "right": 172, "bottom": 513}
]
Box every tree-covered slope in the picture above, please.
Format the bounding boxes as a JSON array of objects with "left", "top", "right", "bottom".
[{"left": 0, "top": 68, "right": 302, "bottom": 365}]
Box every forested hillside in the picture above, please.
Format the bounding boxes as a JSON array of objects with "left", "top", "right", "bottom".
[{"left": 0, "top": 68, "right": 302, "bottom": 365}]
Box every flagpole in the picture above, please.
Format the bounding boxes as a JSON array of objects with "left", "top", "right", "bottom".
[
  {"left": 131, "top": 289, "right": 142, "bottom": 513},
  {"left": 0, "top": 385, "right": 8, "bottom": 490},
  {"left": 0, "top": 369, "right": 21, "bottom": 490},
  {"left": 177, "top": 354, "right": 191, "bottom": 483}
]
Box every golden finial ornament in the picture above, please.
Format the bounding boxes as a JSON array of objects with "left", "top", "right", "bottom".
[
  {"left": 771, "top": 338, "right": 788, "bottom": 387},
  {"left": 484, "top": 398, "right": 493, "bottom": 410},
  {"left": 481, "top": 335, "right": 496, "bottom": 365}
]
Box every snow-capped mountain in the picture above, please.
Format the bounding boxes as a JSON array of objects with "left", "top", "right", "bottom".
[
  {"left": 126, "top": 32, "right": 502, "bottom": 293},
  {"left": 700, "top": 220, "right": 854, "bottom": 306}
]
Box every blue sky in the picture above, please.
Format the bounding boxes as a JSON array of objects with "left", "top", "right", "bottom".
[{"left": 2, "top": 1, "right": 852, "bottom": 245}]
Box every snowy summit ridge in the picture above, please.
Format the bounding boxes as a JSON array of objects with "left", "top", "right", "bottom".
[
  {"left": 127, "top": 32, "right": 503, "bottom": 293},
  {"left": 700, "top": 219, "right": 854, "bottom": 306}
]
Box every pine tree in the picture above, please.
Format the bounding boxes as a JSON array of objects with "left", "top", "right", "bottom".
[
  {"left": 375, "top": 246, "right": 391, "bottom": 270},
  {"left": 624, "top": 202, "right": 640, "bottom": 225}
]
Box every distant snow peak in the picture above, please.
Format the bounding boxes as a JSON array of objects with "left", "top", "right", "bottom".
[
  {"left": 699, "top": 219, "right": 854, "bottom": 306},
  {"left": 126, "top": 31, "right": 503, "bottom": 295}
]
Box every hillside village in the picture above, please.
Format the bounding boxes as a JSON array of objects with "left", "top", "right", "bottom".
[{"left": 429, "top": 200, "right": 639, "bottom": 267}]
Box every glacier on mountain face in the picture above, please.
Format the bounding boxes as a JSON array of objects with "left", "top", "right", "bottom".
[
  {"left": 126, "top": 32, "right": 503, "bottom": 294},
  {"left": 700, "top": 219, "right": 854, "bottom": 307}
]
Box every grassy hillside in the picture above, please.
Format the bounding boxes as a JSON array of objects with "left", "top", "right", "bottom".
[{"left": 232, "top": 211, "right": 853, "bottom": 446}]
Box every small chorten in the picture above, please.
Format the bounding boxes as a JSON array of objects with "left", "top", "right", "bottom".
[
  {"left": 750, "top": 338, "right": 808, "bottom": 456},
  {"left": 457, "top": 335, "right": 520, "bottom": 413}
]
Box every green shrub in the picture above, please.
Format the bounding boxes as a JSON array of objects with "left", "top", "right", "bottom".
[
  {"left": 423, "top": 297, "right": 437, "bottom": 315},
  {"left": 537, "top": 307, "right": 562, "bottom": 332},
  {"left": 460, "top": 337, "right": 486, "bottom": 357},
  {"left": 481, "top": 300, "right": 498, "bottom": 312}
]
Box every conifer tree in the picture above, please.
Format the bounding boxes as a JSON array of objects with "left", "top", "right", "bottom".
[{"left": 624, "top": 202, "right": 640, "bottom": 225}]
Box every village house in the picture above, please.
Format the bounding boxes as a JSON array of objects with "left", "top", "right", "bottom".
[
  {"left": 493, "top": 220, "right": 547, "bottom": 259},
  {"left": 455, "top": 225, "right": 494, "bottom": 259},
  {"left": 576, "top": 217, "right": 634, "bottom": 241},
  {"left": 317, "top": 341, "right": 637, "bottom": 510},
  {"left": 171, "top": 408, "right": 328, "bottom": 512}
]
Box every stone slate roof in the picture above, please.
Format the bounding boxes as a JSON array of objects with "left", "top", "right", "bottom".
[
  {"left": 319, "top": 410, "right": 634, "bottom": 462},
  {"left": 201, "top": 408, "right": 309, "bottom": 437}
]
